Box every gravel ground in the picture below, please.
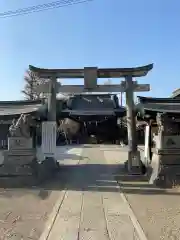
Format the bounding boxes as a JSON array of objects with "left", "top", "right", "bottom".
[
  {"left": 0, "top": 182, "right": 62, "bottom": 240},
  {"left": 115, "top": 147, "right": 180, "bottom": 240},
  {"left": 122, "top": 186, "right": 180, "bottom": 240}
]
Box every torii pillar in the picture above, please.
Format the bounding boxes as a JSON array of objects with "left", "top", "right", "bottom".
[{"left": 125, "top": 76, "right": 142, "bottom": 173}]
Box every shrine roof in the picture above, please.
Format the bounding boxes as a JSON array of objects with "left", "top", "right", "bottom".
[
  {"left": 0, "top": 97, "right": 125, "bottom": 118},
  {"left": 136, "top": 96, "right": 180, "bottom": 117},
  {"left": 61, "top": 109, "right": 125, "bottom": 117},
  {"left": 0, "top": 100, "right": 43, "bottom": 116},
  {"left": 67, "top": 94, "right": 119, "bottom": 109},
  {"left": 171, "top": 88, "right": 180, "bottom": 98},
  {"left": 29, "top": 64, "right": 153, "bottom": 78},
  {"left": 61, "top": 109, "right": 115, "bottom": 116},
  {"left": 137, "top": 96, "right": 180, "bottom": 103},
  {"left": 62, "top": 94, "right": 126, "bottom": 117}
]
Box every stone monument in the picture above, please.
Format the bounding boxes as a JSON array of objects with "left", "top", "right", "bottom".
[
  {"left": 0, "top": 113, "right": 58, "bottom": 186},
  {"left": 149, "top": 113, "right": 180, "bottom": 187},
  {"left": 0, "top": 114, "right": 36, "bottom": 177}
]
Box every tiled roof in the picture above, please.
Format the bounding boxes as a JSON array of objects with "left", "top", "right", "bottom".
[{"left": 0, "top": 100, "right": 43, "bottom": 116}]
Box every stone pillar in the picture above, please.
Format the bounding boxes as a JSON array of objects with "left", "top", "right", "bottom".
[
  {"left": 45, "top": 75, "right": 57, "bottom": 163},
  {"left": 48, "top": 75, "right": 57, "bottom": 121},
  {"left": 125, "top": 76, "right": 142, "bottom": 173},
  {"left": 144, "top": 124, "right": 151, "bottom": 166}
]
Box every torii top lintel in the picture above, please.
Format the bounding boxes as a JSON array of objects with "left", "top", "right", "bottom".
[{"left": 29, "top": 64, "right": 153, "bottom": 79}]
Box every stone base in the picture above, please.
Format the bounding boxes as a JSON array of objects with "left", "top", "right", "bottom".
[
  {"left": 0, "top": 136, "right": 59, "bottom": 187},
  {"left": 4, "top": 152, "right": 35, "bottom": 166},
  {"left": 32, "top": 157, "right": 59, "bottom": 183},
  {"left": 0, "top": 158, "right": 59, "bottom": 187},
  {"left": 0, "top": 164, "right": 33, "bottom": 176},
  {"left": 148, "top": 153, "right": 180, "bottom": 188},
  {"left": 124, "top": 150, "right": 146, "bottom": 175},
  {"left": 0, "top": 175, "right": 39, "bottom": 188}
]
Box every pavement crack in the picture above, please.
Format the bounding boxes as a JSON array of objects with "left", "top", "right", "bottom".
[
  {"left": 101, "top": 195, "right": 111, "bottom": 240},
  {"left": 77, "top": 191, "right": 84, "bottom": 240},
  {"left": 45, "top": 190, "right": 67, "bottom": 240}
]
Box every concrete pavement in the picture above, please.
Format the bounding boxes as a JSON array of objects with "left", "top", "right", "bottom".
[{"left": 40, "top": 145, "right": 147, "bottom": 240}]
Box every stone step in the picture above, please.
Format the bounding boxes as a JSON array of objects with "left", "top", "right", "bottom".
[
  {"left": 4, "top": 149, "right": 35, "bottom": 156},
  {"left": 0, "top": 165, "right": 33, "bottom": 176},
  {"left": 3, "top": 155, "right": 35, "bottom": 165},
  {"left": 0, "top": 175, "right": 38, "bottom": 187}
]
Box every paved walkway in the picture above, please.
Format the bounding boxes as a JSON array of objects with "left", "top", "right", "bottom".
[{"left": 40, "top": 145, "right": 147, "bottom": 240}]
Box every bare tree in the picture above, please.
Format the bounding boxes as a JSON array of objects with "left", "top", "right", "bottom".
[{"left": 21, "top": 70, "right": 47, "bottom": 100}]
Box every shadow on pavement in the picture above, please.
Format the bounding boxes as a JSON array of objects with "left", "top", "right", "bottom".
[
  {"left": 57, "top": 153, "right": 82, "bottom": 161},
  {"left": 0, "top": 163, "right": 180, "bottom": 200}
]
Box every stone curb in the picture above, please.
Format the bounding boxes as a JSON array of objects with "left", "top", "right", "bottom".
[
  {"left": 39, "top": 190, "right": 67, "bottom": 240},
  {"left": 39, "top": 151, "right": 83, "bottom": 240},
  {"left": 118, "top": 189, "right": 148, "bottom": 240},
  {"left": 104, "top": 146, "right": 148, "bottom": 240},
  {"left": 121, "top": 147, "right": 148, "bottom": 239}
]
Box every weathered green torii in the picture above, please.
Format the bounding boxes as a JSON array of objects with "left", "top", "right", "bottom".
[{"left": 29, "top": 64, "right": 153, "bottom": 173}]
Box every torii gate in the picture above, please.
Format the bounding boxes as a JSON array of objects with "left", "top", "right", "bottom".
[{"left": 30, "top": 64, "right": 153, "bottom": 174}]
